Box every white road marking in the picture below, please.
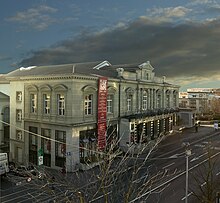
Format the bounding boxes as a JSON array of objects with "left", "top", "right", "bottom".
[
  {"left": 216, "top": 171, "right": 220, "bottom": 176},
  {"left": 190, "top": 152, "right": 208, "bottom": 162},
  {"left": 181, "top": 192, "right": 193, "bottom": 200},
  {"left": 201, "top": 182, "right": 206, "bottom": 187},
  {"left": 162, "top": 162, "right": 175, "bottom": 169}
]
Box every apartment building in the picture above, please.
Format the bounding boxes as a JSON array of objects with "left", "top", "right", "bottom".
[
  {"left": 179, "top": 88, "right": 220, "bottom": 116},
  {"left": 5, "top": 60, "right": 179, "bottom": 171}
]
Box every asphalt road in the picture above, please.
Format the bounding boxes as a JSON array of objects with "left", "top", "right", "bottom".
[
  {"left": 1, "top": 125, "right": 220, "bottom": 203},
  {"left": 130, "top": 126, "right": 220, "bottom": 203}
]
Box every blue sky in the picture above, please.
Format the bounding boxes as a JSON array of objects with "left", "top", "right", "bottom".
[{"left": 1, "top": 0, "right": 220, "bottom": 91}]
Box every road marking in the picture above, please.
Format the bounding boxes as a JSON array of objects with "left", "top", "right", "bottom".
[
  {"left": 1, "top": 188, "right": 30, "bottom": 199},
  {"left": 129, "top": 151, "right": 220, "bottom": 203},
  {"left": 194, "top": 144, "right": 205, "bottom": 148},
  {"left": 190, "top": 152, "right": 208, "bottom": 162},
  {"left": 214, "top": 147, "right": 220, "bottom": 150},
  {"left": 162, "top": 162, "right": 175, "bottom": 169},
  {"left": 216, "top": 171, "right": 220, "bottom": 176},
  {"left": 181, "top": 192, "right": 193, "bottom": 201},
  {"left": 169, "top": 152, "right": 185, "bottom": 159}
]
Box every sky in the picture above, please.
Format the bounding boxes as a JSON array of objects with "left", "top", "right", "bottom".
[{"left": 1, "top": 0, "right": 220, "bottom": 91}]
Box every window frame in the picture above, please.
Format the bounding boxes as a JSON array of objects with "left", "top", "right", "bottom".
[
  {"left": 57, "top": 94, "right": 65, "bottom": 116},
  {"left": 142, "top": 94, "right": 148, "bottom": 110},
  {"left": 43, "top": 93, "right": 51, "bottom": 114},
  {"left": 30, "top": 93, "right": 37, "bottom": 113},
  {"left": 16, "top": 91, "right": 22, "bottom": 102},
  {"left": 16, "top": 109, "right": 22, "bottom": 122},
  {"left": 127, "top": 94, "right": 132, "bottom": 112},
  {"left": 107, "top": 94, "right": 113, "bottom": 113},
  {"left": 84, "top": 94, "right": 93, "bottom": 115}
]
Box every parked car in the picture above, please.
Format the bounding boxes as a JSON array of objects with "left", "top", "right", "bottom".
[
  {"left": 15, "top": 165, "right": 34, "bottom": 177},
  {"left": 13, "top": 165, "right": 46, "bottom": 180}
]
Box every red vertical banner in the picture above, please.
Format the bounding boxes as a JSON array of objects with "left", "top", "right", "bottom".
[{"left": 97, "top": 77, "right": 108, "bottom": 150}]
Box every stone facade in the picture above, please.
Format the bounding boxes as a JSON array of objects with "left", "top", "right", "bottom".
[
  {"left": 0, "top": 75, "right": 10, "bottom": 153},
  {"left": 5, "top": 61, "right": 179, "bottom": 171}
]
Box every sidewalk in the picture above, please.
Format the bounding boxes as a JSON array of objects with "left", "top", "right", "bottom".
[{"left": 38, "top": 125, "right": 217, "bottom": 187}]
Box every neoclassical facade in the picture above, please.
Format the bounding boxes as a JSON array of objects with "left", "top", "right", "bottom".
[{"left": 5, "top": 61, "right": 179, "bottom": 171}]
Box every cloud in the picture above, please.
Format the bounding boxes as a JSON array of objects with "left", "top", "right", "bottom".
[
  {"left": 147, "top": 6, "right": 191, "bottom": 18},
  {"left": 0, "top": 55, "right": 12, "bottom": 61},
  {"left": 19, "top": 15, "right": 220, "bottom": 85},
  {"left": 6, "top": 5, "right": 57, "bottom": 31}
]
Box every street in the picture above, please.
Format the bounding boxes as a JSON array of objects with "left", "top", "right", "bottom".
[{"left": 1, "top": 125, "right": 220, "bottom": 203}]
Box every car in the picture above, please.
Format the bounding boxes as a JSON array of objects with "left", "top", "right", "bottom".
[
  {"left": 13, "top": 164, "right": 47, "bottom": 181},
  {"left": 15, "top": 165, "right": 33, "bottom": 177}
]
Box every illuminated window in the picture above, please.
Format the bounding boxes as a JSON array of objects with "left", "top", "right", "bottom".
[
  {"left": 107, "top": 95, "right": 113, "bottom": 113},
  {"left": 57, "top": 94, "right": 65, "bottom": 116},
  {"left": 85, "top": 94, "right": 93, "bottom": 115},
  {"left": 30, "top": 93, "right": 37, "bottom": 113},
  {"left": 43, "top": 94, "right": 50, "bottom": 114},
  {"left": 127, "top": 95, "right": 132, "bottom": 112},
  {"left": 142, "top": 95, "right": 148, "bottom": 110}
]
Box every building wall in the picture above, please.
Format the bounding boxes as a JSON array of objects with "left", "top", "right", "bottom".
[
  {"left": 9, "top": 81, "right": 25, "bottom": 163},
  {"left": 0, "top": 93, "right": 10, "bottom": 152},
  {"left": 8, "top": 72, "right": 179, "bottom": 170}
]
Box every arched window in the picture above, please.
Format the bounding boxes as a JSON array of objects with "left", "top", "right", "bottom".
[
  {"left": 53, "top": 84, "right": 68, "bottom": 116},
  {"left": 142, "top": 90, "right": 148, "bottom": 110},
  {"left": 156, "top": 89, "right": 162, "bottom": 109},
  {"left": 125, "top": 87, "right": 134, "bottom": 112},
  {"left": 82, "top": 85, "right": 97, "bottom": 116},
  {"left": 166, "top": 90, "right": 171, "bottom": 108}
]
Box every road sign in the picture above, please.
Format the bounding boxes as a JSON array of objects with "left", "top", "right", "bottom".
[
  {"left": 38, "top": 148, "right": 43, "bottom": 156},
  {"left": 66, "top": 152, "right": 71, "bottom": 156},
  {"left": 38, "top": 156, "right": 43, "bottom": 166}
]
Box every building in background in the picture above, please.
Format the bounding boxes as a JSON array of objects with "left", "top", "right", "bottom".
[
  {"left": 4, "top": 60, "right": 179, "bottom": 171},
  {"left": 179, "top": 88, "right": 220, "bottom": 121},
  {"left": 0, "top": 75, "right": 10, "bottom": 153}
]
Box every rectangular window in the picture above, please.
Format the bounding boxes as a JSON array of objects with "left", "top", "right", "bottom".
[
  {"left": 16, "top": 130, "right": 22, "bottom": 140},
  {"left": 57, "top": 94, "right": 65, "bottom": 116},
  {"left": 79, "top": 129, "right": 97, "bottom": 163},
  {"left": 107, "top": 95, "right": 113, "bottom": 113},
  {"left": 30, "top": 93, "right": 37, "bottom": 113},
  {"left": 16, "top": 91, "right": 22, "bottom": 101},
  {"left": 85, "top": 94, "right": 93, "bottom": 115},
  {"left": 55, "top": 130, "right": 66, "bottom": 167},
  {"left": 173, "top": 95, "right": 177, "bottom": 107},
  {"left": 41, "top": 128, "right": 51, "bottom": 154},
  {"left": 16, "top": 109, "right": 22, "bottom": 121},
  {"left": 142, "top": 95, "right": 147, "bottom": 110},
  {"left": 29, "top": 126, "right": 38, "bottom": 146},
  {"left": 127, "top": 95, "right": 132, "bottom": 112},
  {"left": 157, "top": 95, "right": 161, "bottom": 108},
  {"left": 43, "top": 94, "right": 50, "bottom": 114},
  {"left": 166, "top": 95, "right": 170, "bottom": 108}
]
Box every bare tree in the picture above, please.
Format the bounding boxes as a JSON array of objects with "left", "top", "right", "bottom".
[
  {"left": 191, "top": 144, "right": 220, "bottom": 203},
  {"left": 7, "top": 126, "right": 176, "bottom": 203}
]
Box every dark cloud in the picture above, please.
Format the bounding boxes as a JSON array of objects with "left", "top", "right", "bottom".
[{"left": 20, "top": 17, "right": 220, "bottom": 79}]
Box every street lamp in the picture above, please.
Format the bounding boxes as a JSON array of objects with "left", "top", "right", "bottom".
[{"left": 182, "top": 142, "right": 191, "bottom": 203}]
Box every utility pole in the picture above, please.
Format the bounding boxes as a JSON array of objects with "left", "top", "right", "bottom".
[{"left": 182, "top": 142, "right": 191, "bottom": 203}]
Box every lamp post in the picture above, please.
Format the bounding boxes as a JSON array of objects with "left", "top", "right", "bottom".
[{"left": 183, "top": 142, "right": 191, "bottom": 203}]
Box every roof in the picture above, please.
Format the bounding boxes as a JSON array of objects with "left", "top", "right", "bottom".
[
  {"left": 0, "top": 74, "right": 9, "bottom": 84},
  {"left": 5, "top": 61, "right": 142, "bottom": 79}
]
